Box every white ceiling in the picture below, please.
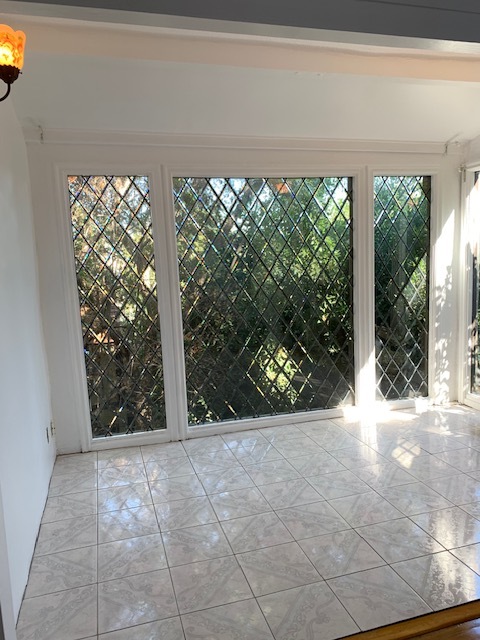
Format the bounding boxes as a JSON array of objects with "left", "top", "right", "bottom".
[
  {"left": 12, "top": 0, "right": 480, "bottom": 43},
  {"left": 4, "top": 8, "right": 480, "bottom": 144}
]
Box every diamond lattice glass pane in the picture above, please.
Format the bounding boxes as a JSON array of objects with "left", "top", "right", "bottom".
[
  {"left": 68, "top": 175, "right": 166, "bottom": 437},
  {"left": 471, "top": 173, "right": 480, "bottom": 393},
  {"left": 374, "top": 176, "right": 431, "bottom": 400},
  {"left": 174, "top": 177, "right": 354, "bottom": 425}
]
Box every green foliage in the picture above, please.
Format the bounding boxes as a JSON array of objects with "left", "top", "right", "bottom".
[
  {"left": 374, "top": 176, "right": 430, "bottom": 399},
  {"left": 69, "top": 175, "right": 166, "bottom": 437},
  {"left": 69, "top": 173, "right": 431, "bottom": 435},
  {"left": 175, "top": 177, "right": 354, "bottom": 424}
]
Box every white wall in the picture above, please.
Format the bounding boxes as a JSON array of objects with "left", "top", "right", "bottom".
[
  {"left": 12, "top": 56, "right": 480, "bottom": 143},
  {"left": 0, "top": 100, "right": 55, "bottom": 627}
]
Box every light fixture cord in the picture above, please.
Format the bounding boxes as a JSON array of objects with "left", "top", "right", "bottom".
[{"left": 0, "top": 83, "right": 11, "bottom": 102}]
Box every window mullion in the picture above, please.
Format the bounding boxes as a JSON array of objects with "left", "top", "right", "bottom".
[
  {"left": 151, "top": 166, "right": 189, "bottom": 441},
  {"left": 354, "top": 168, "right": 376, "bottom": 408}
]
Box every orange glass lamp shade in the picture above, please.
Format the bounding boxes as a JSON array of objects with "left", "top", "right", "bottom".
[{"left": 0, "top": 24, "right": 26, "bottom": 102}]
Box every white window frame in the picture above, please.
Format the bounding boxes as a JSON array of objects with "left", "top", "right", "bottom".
[
  {"left": 460, "top": 167, "right": 480, "bottom": 410},
  {"left": 167, "top": 167, "right": 363, "bottom": 438},
  {"left": 55, "top": 164, "right": 186, "bottom": 450},
  {"left": 368, "top": 168, "right": 439, "bottom": 407},
  {"left": 35, "top": 141, "right": 449, "bottom": 452}
]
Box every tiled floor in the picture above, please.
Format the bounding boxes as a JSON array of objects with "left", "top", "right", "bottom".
[{"left": 16, "top": 405, "right": 480, "bottom": 640}]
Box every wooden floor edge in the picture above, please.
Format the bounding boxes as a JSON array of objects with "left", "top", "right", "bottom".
[{"left": 347, "top": 601, "right": 480, "bottom": 640}]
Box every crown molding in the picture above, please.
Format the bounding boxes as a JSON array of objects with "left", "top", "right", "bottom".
[{"left": 21, "top": 126, "right": 467, "bottom": 155}]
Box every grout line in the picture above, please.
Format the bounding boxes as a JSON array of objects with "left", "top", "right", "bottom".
[{"left": 322, "top": 579, "right": 362, "bottom": 635}]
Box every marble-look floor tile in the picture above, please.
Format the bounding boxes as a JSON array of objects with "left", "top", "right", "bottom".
[
  {"left": 233, "top": 442, "right": 283, "bottom": 465},
  {"left": 16, "top": 585, "right": 97, "bottom": 640},
  {"left": 141, "top": 442, "right": 187, "bottom": 463},
  {"left": 258, "top": 478, "right": 322, "bottom": 510},
  {"left": 288, "top": 452, "right": 346, "bottom": 477},
  {"left": 149, "top": 475, "right": 206, "bottom": 503},
  {"left": 357, "top": 518, "right": 444, "bottom": 563},
  {"left": 299, "top": 529, "right": 384, "bottom": 579},
  {"left": 412, "top": 433, "right": 469, "bottom": 454},
  {"left": 412, "top": 507, "right": 480, "bottom": 549},
  {"left": 209, "top": 487, "right": 272, "bottom": 521},
  {"left": 461, "top": 434, "right": 480, "bottom": 450},
  {"left": 352, "top": 462, "right": 416, "bottom": 489},
  {"left": 392, "top": 551, "right": 480, "bottom": 610},
  {"left": 162, "top": 523, "right": 232, "bottom": 566},
  {"left": 258, "top": 582, "right": 359, "bottom": 640},
  {"left": 307, "top": 470, "right": 371, "bottom": 500},
  {"left": 276, "top": 501, "right": 350, "bottom": 540},
  {"left": 170, "top": 556, "right": 252, "bottom": 613},
  {"left": 328, "top": 565, "right": 431, "bottom": 630},
  {"left": 155, "top": 496, "right": 217, "bottom": 531},
  {"left": 35, "top": 515, "right": 97, "bottom": 556},
  {"left": 245, "top": 459, "right": 300, "bottom": 485},
  {"left": 329, "top": 490, "right": 403, "bottom": 527},
  {"left": 97, "top": 483, "right": 152, "bottom": 513},
  {"left": 52, "top": 452, "right": 98, "bottom": 476},
  {"left": 182, "top": 436, "right": 229, "bottom": 456},
  {"left": 451, "top": 543, "right": 480, "bottom": 575},
  {"left": 295, "top": 419, "right": 341, "bottom": 436},
  {"left": 97, "top": 464, "right": 147, "bottom": 489},
  {"left": 98, "top": 534, "right": 167, "bottom": 581},
  {"left": 469, "top": 470, "right": 480, "bottom": 482},
  {"left": 461, "top": 500, "right": 480, "bottom": 519},
  {"left": 25, "top": 546, "right": 97, "bottom": 597},
  {"left": 436, "top": 448, "right": 480, "bottom": 473},
  {"left": 48, "top": 471, "right": 97, "bottom": 497},
  {"left": 237, "top": 541, "right": 321, "bottom": 596},
  {"left": 189, "top": 449, "right": 240, "bottom": 473},
  {"left": 221, "top": 429, "right": 268, "bottom": 450},
  {"left": 272, "top": 436, "right": 324, "bottom": 459},
  {"left": 198, "top": 467, "right": 254, "bottom": 494},
  {"left": 99, "top": 617, "right": 185, "bottom": 639},
  {"left": 97, "top": 447, "right": 143, "bottom": 468},
  {"left": 98, "top": 569, "right": 177, "bottom": 634},
  {"left": 145, "top": 457, "right": 195, "bottom": 481},
  {"left": 260, "top": 425, "right": 303, "bottom": 442},
  {"left": 220, "top": 511, "right": 293, "bottom": 553},
  {"left": 23, "top": 410, "right": 480, "bottom": 640},
  {"left": 42, "top": 491, "right": 97, "bottom": 523},
  {"left": 369, "top": 439, "right": 423, "bottom": 463},
  {"left": 394, "top": 453, "right": 458, "bottom": 481},
  {"left": 98, "top": 506, "right": 159, "bottom": 544},
  {"left": 378, "top": 482, "right": 452, "bottom": 516},
  {"left": 331, "top": 444, "right": 384, "bottom": 470},
  {"left": 309, "top": 428, "right": 361, "bottom": 452},
  {"left": 354, "top": 431, "right": 397, "bottom": 447},
  {"left": 426, "top": 474, "right": 480, "bottom": 505},
  {"left": 182, "top": 599, "right": 273, "bottom": 640}
]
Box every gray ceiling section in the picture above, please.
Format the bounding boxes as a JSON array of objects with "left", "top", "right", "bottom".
[{"left": 17, "top": 0, "right": 480, "bottom": 43}]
